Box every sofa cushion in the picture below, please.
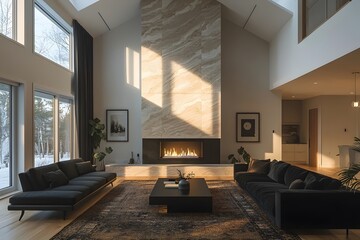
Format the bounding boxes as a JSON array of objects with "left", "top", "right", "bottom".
[
  {"left": 268, "top": 161, "right": 290, "bottom": 183},
  {"left": 284, "top": 165, "right": 309, "bottom": 186},
  {"left": 9, "top": 190, "right": 84, "bottom": 205},
  {"left": 289, "top": 179, "right": 305, "bottom": 189},
  {"left": 248, "top": 159, "right": 271, "bottom": 174},
  {"left": 51, "top": 184, "right": 92, "bottom": 197},
  {"left": 76, "top": 161, "right": 95, "bottom": 175},
  {"left": 304, "top": 173, "right": 320, "bottom": 189},
  {"left": 28, "top": 163, "right": 60, "bottom": 190},
  {"left": 57, "top": 159, "right": 84, "bottom": 180},
  {"left": 83, "top": 172, "right": 117, "bottom": 182},
  {"left": 304, "top": 172, "right": 341, "bottom": 190},
  {"left": 319, "top": 177, "right": 342, "bottom": 190},
  {"left": 246, "top": 182, "right": 289, "bottom": 217},
  {"left": 235, "top": 172, "right": 275, "bottom": 189},
  {"left": 43, "top": 169, "right": 69, "bottom": 188},
  {"left": 68, "top": 178, "right": 106, "bottom": 191}
]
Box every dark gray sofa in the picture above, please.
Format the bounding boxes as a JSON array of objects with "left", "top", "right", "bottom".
[
  {"left": 234, "top": 160, "right": 360, "bottom": 231},
  {"left": 8, "top": 159, "right": 116, "bottom": 220}
]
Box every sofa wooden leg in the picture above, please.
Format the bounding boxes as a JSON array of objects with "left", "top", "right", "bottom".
[
  {"left": 63, "top": 211, "right": 67, "bottom": 220},
  {"left": 19, "top": 210, "right": 25, "bottom": 221},
  {"left": 111, "top": 182, "right": 113, "bottom": 187},
  {"left": 346, "top": 228, "right": 349, "bottom": 237}
]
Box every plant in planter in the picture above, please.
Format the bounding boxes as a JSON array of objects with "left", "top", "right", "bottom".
[
  {"left": 338, "top": 137, "right": 360, "bottom": 191},
  {"left": 89, "top": 118, "right": 113, "bottom": 171},
  {"left": 227, "top": 146, "right": 251, "bottom": 164}
]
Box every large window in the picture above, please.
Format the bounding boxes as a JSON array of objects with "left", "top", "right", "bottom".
[
  {"left": 301, "top": 0, "right": 350, "bottom": 39},
  {"left": 34, "top": 0, "right": 71, "bottom": 69},
  {"left": 59, "top": 98, "right": 72, "bottom": 161},
  {"left": 0, "top": 0, "right": 14, "bottom": 38},
  {"left": 34, "top": 92, "right": 54, "bottom": 167},
  {"left": 0, "top": 83, "right": 12, "bottom": 191},
  {"left": 34, "top": 91, "right": 73, "bottom": 167}
]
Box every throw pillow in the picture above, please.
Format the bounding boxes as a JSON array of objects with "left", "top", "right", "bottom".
[
  {"left": 304, "top": 173, "right": 321, "bottom": 190},
  {"left": 247, "top": 159, "right": 271, "bottom": 174},
  {"left": 43, "top": 169, "right": 69, "bottom": 188},
  {"left": 268, "top": 161, "right": 290, "bottom": 183},
  {"left": 318, "top": 177, "right": 342, "bottom": 190},
  {"left": 283, "top": 166, "right": 309, "bottom": 186},
  {"left": 76, "top": 161, "right": 95, "bottom": 175},
  {"left": 289, "top": 179, "right": 305, "bottom": 189}
]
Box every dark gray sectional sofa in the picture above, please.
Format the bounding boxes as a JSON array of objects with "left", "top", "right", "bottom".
[
  {"left": 8, "top": 159, "right": 116, "bottom": 220},
  {"left": 234, "top": 160, "right": 360, "bottom": 231}
]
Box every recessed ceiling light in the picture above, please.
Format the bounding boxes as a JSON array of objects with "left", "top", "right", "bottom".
[
  {"left": 313, "top": 82, "right": 318, "bottom": 85},
  {"left": 291, "top": 95, "right": 295, "bottom": 98},
  {"left": 69, "top": 0, "right": 99, "bottom": 11},
  {"left": 350, "top": 92, "right": 355, "bottom": 95}
]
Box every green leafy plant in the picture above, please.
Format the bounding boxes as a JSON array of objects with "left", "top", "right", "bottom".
[
  {"left": 338, "top": 137, "right": 360, "bottom": 191},
  {"left": 227, "top": 146, "right": 251, "bottom": 164},
  {"left": 89, "top": 118, "right": 113, "bottom": 162}
]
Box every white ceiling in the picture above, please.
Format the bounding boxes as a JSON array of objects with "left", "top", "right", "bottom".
[
  {"left": 273, "top": 48, "right": 360, "bottom": 100},
  {"left": 55, "top": 0, "right": 358, "bottom": 101},
  {"left": 56, "top": 0, "right": 292, "bottom": 41},
  {"left": 56, "top": 0, "right": 141, "bottom": 37}
]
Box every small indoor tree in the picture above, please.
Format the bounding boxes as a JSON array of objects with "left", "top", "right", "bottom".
[
  {"left": 338, "top": 137, "right": 360, "bottom": 191},
  {"left": 89, "top": 118, "right": 113, "bottom": 170},
  {"left": 227, "top": 146, "right": 251, "bottom": 164}
]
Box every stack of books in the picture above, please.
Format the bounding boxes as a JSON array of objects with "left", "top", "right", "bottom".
[{"left": 164, "top": 180, "right": 178, "bottom": 188}]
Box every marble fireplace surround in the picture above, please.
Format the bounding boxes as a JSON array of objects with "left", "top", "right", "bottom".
[{"left": 141, "top": 0, "right": 221, "bottom": 139}]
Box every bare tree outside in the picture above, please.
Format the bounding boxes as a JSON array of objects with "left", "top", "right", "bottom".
[
  {"left": 34, "top": 93, "right": 54, "bottom": 167},
  {"left": 0, "top": 83, "right": 11, "bottom": 189},
  {"left": 0, "top": 0, "right": 13, "bottom": 38},
  {"left": 34, "top": 6, "right": 70, "bottom": 69}
]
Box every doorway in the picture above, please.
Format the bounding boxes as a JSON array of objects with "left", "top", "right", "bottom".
[{"left": 309, "top": 108, "right": 318, "bottom": 167}]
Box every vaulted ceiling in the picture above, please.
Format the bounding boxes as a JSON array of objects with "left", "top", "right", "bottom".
[
  {"left": 56, "top": 0, "right": 292, "bottom": 41},
  {"left": 55, "top": 0, "right": 360, "bottom": 101}
]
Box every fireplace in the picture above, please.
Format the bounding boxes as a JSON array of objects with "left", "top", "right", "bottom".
[
  {"left": 143, "top": 139, "right": 219, "bottom": 164},
  {"left": 160, "top": 140, "right": 203, "bottom": 159}
]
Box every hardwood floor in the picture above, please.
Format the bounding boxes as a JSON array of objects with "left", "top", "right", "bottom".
[{"left": 0, "top": 171, "right": 359, "bottom": 240}]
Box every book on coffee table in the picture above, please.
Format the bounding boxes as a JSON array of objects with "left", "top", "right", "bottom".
[
  {"left": 163, "top": 181, "right": 176, "bottom": 185},
  {"left": 164, "top": 183, "right": 178, "bottom": 188}
]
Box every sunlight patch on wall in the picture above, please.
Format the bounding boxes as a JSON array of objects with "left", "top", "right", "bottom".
[
  {"left": 265, "top": 132, "right": 281, "bottom": 160},
  {"left": 126, "top": 47, "right": 140, "bottom": 89}
]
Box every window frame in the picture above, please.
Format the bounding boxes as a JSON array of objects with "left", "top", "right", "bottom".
[
  {"left": 33, "top": 0, "right": 73, "bottom": 70},
  {"left": 58, "top": 97, "right": 73, "bottom": 161},
  {"left": 299, "top": 0, "right": 351, "bottom": 41},
  {"left": 33, "top": 89, "right": 74, "bottom": 166},
  {"left": 0, "top": 80, "right": 17, "bottom": 196},
  {"left": 0, "top": 0, "right": 16, "bottom": 40}
]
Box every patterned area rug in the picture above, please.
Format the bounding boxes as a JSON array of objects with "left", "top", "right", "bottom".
[{"left": 51, "top": 180, "right": 300, "bottom": 240}]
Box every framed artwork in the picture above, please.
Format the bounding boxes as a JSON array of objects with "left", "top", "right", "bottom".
[
  {"left": 106, "top": 109, "right": 129, "bottom": 142},
  {"left": 236, "top": 112, "right": 260, "bottom": 142}
]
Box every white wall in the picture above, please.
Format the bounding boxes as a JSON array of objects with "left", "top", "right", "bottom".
[
  {"left": 93, "top": 16, "right": 142, "bottom": 164},
  {"left": 0, "top": 0, "right": 72, "bottom": 174},
  {"left": 302, "top": 95, "right": 357, "bottom": 167},
  {"left": 221, "top": 19, "right": 282, "bottom": 163},
  {"left": 270, "top": 0, "right": 360, "bottom": 89}
]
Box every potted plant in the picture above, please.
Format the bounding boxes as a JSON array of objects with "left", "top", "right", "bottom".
[
  {"left": 228, "top": 146, "right": 251, "bottom": 175},
  {"left": 338, "top": 137, "right": 360, "bottom": 191},
  {"left": 228, "top": 146, "right": 251, "bottom": 164},
  {"left": 89, "top": 118, "right": 113, "bottom": 171}
]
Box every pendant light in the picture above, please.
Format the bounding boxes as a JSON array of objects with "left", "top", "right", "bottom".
[{"left": 352, "top": 72, "right": 360, "bottom": 108}]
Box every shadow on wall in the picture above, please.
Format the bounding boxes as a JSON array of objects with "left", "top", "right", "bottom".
[{"left": 140, "top": 0, "right": 221, "bottom": 138}]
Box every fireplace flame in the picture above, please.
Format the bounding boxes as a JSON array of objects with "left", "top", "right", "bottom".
[{"left": 163, "top": 148, "right": 199, "bottom": 158}]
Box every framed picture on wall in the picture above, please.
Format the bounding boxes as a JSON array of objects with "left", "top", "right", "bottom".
[
  {"left": 236, "top": 112, "right": 260, "bottom": 142},
  {"left": 106, "top": 109, "right": 129, "bottom": 142}
]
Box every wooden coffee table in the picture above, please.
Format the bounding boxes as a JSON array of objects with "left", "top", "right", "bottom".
[{"left": 149, "top": 178, "right": 212, "bottom": 213}]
